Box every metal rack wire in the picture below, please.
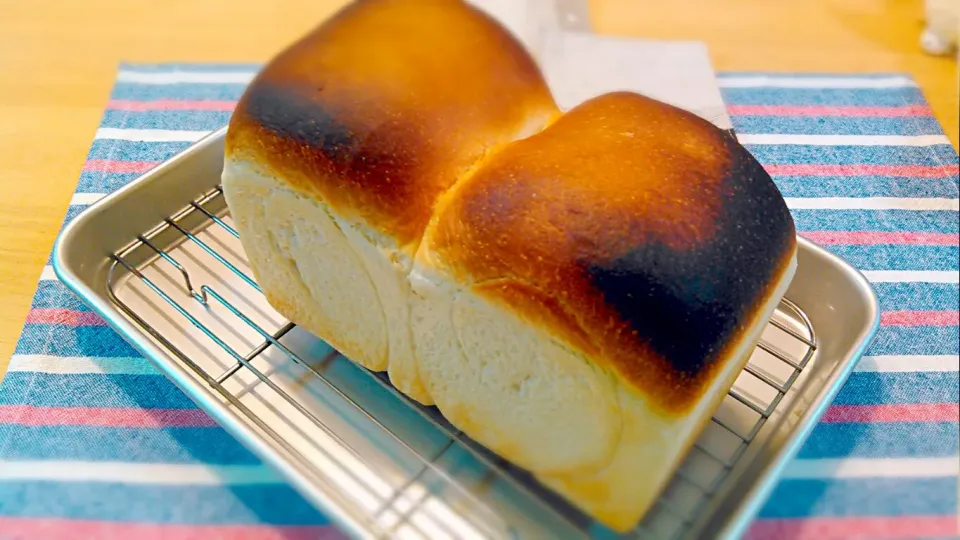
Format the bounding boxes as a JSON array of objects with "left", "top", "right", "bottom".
[{"left": 105, "top": 185, "right": 818, "bottom": 540}]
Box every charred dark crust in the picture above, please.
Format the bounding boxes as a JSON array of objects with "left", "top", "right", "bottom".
[
  {"left": 235, "top": 79, "right": 429, "bottom": 195},
  {"left": 584, "top": 134, "right": 796, "bottom": 396},
  {"left": 239, "top": 82, "right": 360, "bottom": 166},
  {"left": 229, "top": 79, "right": 432, "bottom": 244},
  {"left": 224, "top": 0, "right": 559, "bottom": 246}
]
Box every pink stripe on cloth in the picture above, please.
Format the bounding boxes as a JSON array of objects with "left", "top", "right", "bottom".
[
  {"left": 728, "top": 105, "right": 933, "bottom": 117},
  {"left": 6, "top": 403, "right": 951, "bottom": 428},
  {"left": 25, "top": 309, "right": 106, "bottom": 326},
  {"left": 83, "top": 159, "right": 159, "bottom": 173},
  {"left": 745, "top": 516, "right": 960, "bottom": 540},
  {"left": 0, "top": 405, "right": 219, "bottom": 427},
  {"left": 821, "top": 403, "right": 960, "bottom": 423},
  {"left": 800, "top": 231, "right": 959, "bottom": 245},
  {"left": 881, "top": 310, "right": 959, "bottom": 327},
  {"left": 0, "top": 519, "right": 346, "bottom": 540},
  {"left": 763, "top": 164, "right": 958, "bottom": 178},
  {"left": 26, "top": 306, "right": 960, "bottom": 329},
  {"left": 107, "top": 99, "right": 237, "bottom": 111}
]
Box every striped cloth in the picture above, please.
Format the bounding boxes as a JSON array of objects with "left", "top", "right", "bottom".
[{"left": 0, "top": 64, "right": 957, "bottom": 540}]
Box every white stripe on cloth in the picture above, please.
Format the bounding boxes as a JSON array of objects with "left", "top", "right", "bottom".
[
  {"left": 738, "top": 134, "right": 951, "bottom": 146},
  {"left": 3, "top": 457, "right": 951, "bottom": 484},
  {"left": 785, "top": 197, "right": 959, "bottom": 210},
  {"left": 69, "top": 193, "right": 106, "bottom": 206},
  {"left": 0, "top": 461, "right": 282, "bottom": 485},
  {"left": 94, "top": 128, "right": 210, "bottom": 142},
  {"left": 39, "top": 266, "right": 58, "bottom": 281},
  {"left": 782, "top": 457, "right": 960, "bottom": 479},
  {"left": 116, "top": 70, "right": 256, "bottom": 85},
  {"left": 718, "top": 76, "right": 917, "bottom": 88},
  {"left": 7, "top": 355, "right": 159, "bottom": 375},
  {"left": 853, "top": 355, "right": 959, "bottom": 373}
]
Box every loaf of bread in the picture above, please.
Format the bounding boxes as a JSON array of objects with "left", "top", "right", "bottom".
[{"left": 221, "top": 0, "right": 798, "bottom": 532}]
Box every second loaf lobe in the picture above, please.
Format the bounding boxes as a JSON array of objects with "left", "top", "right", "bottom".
[{"left": 423, "top": 91, "right": 797, "bottom": 414}]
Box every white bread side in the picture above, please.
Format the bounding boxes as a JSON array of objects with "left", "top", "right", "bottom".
[
  {"left": 223, "top": 144, "right": 797, "bottom": 531},
  {"left": 408, "top": 251, "right": 795, "bottom": 529},
  {"left": 220, "top": 0, "right": 560, "bottom": 404},
  {"left": 404, "top": 91, "right": 799, "bottom": 531},
  {"left": 408, "top": 265, "right": 624, "bottom": 477},
  {"left": 222, "top": 158, "right": 431, "bottom": 403}
]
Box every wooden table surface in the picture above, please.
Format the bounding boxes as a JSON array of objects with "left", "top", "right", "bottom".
[{"left": 0, "top": 0, "right": 957, "bottom": 378}]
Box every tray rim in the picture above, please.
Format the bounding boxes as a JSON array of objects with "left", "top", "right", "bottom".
[{"left": 52, "top": 127, "right": 881, "bottom": 539}]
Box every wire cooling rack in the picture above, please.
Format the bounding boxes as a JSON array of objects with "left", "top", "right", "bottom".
[{"left": 104, "top": 184, "right": 818, "bottom": 540}]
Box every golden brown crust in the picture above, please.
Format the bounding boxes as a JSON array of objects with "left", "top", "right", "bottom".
[
  {"left": 426, "top": 92, "right": 797, "bottom": 413},
  {"left": 225, "top": 0, "right": 559, "bottom": 248},
  {"left": 225, "top": 0, "right": 798, "bottom": 414}
]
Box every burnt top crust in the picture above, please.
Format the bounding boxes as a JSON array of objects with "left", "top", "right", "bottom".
[
  {"left": 427, "top": 92, "right": 797, "bottom": 413},
  {"left": 225, "top": 0, "right": 559, "bottom": 248},
  {"left": 225, "top": 0, "right": 798, "bottom": 413}
]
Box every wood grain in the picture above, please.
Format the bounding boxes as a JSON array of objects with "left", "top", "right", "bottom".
[
  {"left": 0, "top": 0, "right": 956, "bottom": 379},
  {"left": 590, "top": 0, "right": 959, "bottom": 144}
]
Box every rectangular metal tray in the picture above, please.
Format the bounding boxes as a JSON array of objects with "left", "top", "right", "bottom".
[{"left": 53, "top": 127, "right": 880, "bottom": 539}]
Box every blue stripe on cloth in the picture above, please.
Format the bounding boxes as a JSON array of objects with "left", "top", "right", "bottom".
[
  {"left": 872, "top": 282, "right": 960, "bottom": 311},
  {"left": 0, "top": 425, "right": 259, "bottom": 464},
  {"left": 14, "top": 325, "right": 141, "bottom": 358},
  {"left": 100, "top": 110, "right": 232, "bottom": 132},
  {"left": 62, "top": 205, "right": 86, "bottom": 220},
  {"left": 0, "top": 373, "right": 196, "bottom": 409},
  {"left": 745, "top": 144, "right": 959, "bottom": 166},
  {"left": 87, "top": 139, "right": 193, "bottom": 163},
  {"left": 731, "top": 116, "right": 946, "bottom": 136},
  {"left": 721, "top": 87, "right": 928, "bottom": 106},
  {"left": 798, "top": 422, "right": 960, "bottom": 459},
  {"left": 831, "top": 372, "right": 960, "bottom": 406},
  {"left": 77, "top": 172, "right": 142, "bottom": 195},
  {"left": 773, "top": 175, "right": 959, "bottom": 199},
  {"left": 791, "top": 210, "right": 960, "bottom": 233},
  {"left": 820, "top": 245, "right": 959, "bottom": 271},
  {"left": 45, "top": 214, "right": 90, "bottom": 267},
  {"left": 31, "top": 281, "right": 93, "bottom": 312},
  {"left": 78, "top": 140, "right": 193, "bottom": 193},
  {"left": 758, "top": 477, "right": 958, "bottom": 518},
  {"left": 0, "top": 482, "right": 328, "bottom": 525},
  {"left": 867, "top": 327, "right": 960, "bottom": 356},
  {"left": 110, "top": 83, "right": 248, "bottom": 101},
  {"left": 59, "top": 205, "right": 89, "bottom": 228}
]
